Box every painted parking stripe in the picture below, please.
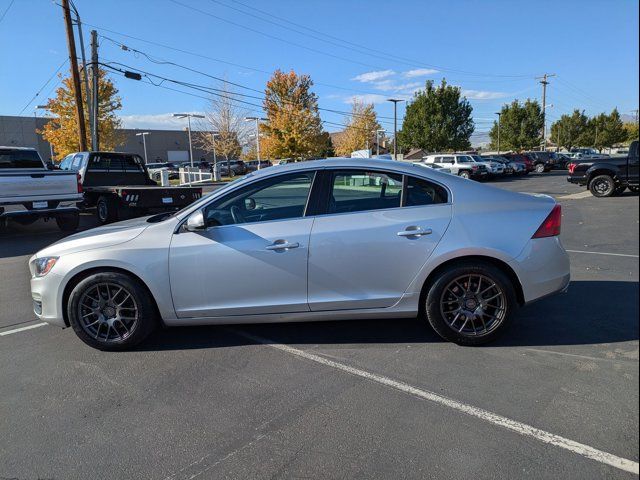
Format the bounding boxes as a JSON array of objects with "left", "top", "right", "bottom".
[
  {"left": 231, "top": 328, "right": 640, "bottom": 475},
  {"left": 558, "top": 191, "right": 593, "bottom": 200},
  {"left": 0, "top": 322, "right": 47, "bottom": 336},
  {"left": 567, "top": 249, "right": 639, "bottom": 258}
]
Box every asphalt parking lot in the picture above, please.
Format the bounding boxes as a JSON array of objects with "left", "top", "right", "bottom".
[{"left": 1, "top": 171, "right": 638, "bottom": 479}]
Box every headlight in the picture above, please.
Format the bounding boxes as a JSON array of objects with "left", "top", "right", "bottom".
[{"left": 33, "top": 257, "right": 58, "bottom": 277}]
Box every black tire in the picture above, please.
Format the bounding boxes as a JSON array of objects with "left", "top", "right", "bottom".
[
  {"left": 535, "top": 163, "right": 545, "bottom": 174},
  {"left": 55, "top": 212, "right": 79, "bottom": 232},
  {"left": 458, "top": 170, "right": 471, "bottom": 179},
  {"left": 629, "top": 186, "right": 639, "bottom": 193},
  {"left": 589, "top": 174, "right": 616, "bottom": 198},
  {"left": 68, "top": 271, "right": 157, "bottom": 351},
  {"left": 424, "top": 261, "right": 517, "bottom": 346},
  {"left": 96, "top": 195, "right": 119, "bottom": 224}
]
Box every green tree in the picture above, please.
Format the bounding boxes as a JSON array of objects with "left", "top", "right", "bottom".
[
  {"left": 623, "top": 122, "right": 639, "bottom": 143},
  {"left": 550, "top": 110, "right": 589, "bottom": 151},
  {"left": 489, "top": 100, "right": 543, "bottom": 151},
  {"left": 261, "top": 69, "right": 329, "bottom": 160},
  {"left": 397, "top": 79, "right": 474, "bottom": 152},
  {"left": 592, "top": 109, "right": 627, "bottom": 150},
  {"left": 551, "top": 109, "right": 628, "bottom": 151}
]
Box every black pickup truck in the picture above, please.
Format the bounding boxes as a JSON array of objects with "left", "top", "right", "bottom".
[
  {"left": 59, "top": 151, "right": 203, "bottom": 223},
  {"left": 567, "top": 140, "right": 639, "bottom": 197}
]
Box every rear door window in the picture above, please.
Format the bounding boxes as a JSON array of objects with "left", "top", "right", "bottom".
[
  {"left": 328, "top": 170, "right": 403, "bottom": 214},
  {"left": 405, "top": 176, "right": 449, "bottom": 206}
]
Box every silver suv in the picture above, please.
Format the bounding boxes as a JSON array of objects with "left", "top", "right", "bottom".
[{"left": 422, "top": 154, "right": 489, "bottom": 179}]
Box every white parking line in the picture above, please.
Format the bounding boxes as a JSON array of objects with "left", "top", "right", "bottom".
[
  {"left": 558, "top": 191, "right": 593, "bottom": 200},
  {"left": 231, "top": 329, "right": 640, "bottom": 475},
  {"left": 567, "top": 249, "right": 639, "bottom": 258},
  {"left": 0, "top": 322, "right": 47, "bottom": 336}
]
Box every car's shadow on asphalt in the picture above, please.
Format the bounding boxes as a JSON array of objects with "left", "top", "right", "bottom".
[{"left": 139, "top": 280, "right": 639, "bottom": 351}]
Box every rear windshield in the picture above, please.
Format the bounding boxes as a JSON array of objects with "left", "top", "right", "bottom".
[
  {"left": 87, "top": 153, "right": 145, "bottom": 172},
  {"left": 0, "top": 149, "right": 43, "bottom": 169}
]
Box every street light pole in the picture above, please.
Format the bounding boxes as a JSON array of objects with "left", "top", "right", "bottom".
[
  {"left": 376, "top": 129, "right": 385, "bottom": 156},
  {"left": 245, "top": 117, "right": 267, "bottom": 168},
  {"left": 495, "top": 112, "right": 501, "bottom": 154},
  {"left": 173, "top": 113, "right": 205, "bottom": 168},
  {"left": 136, "top": 132, "right": 150, "bottom": 164},
  {"left": 387, "top": 99, "right": 404, "bottom": 160}
]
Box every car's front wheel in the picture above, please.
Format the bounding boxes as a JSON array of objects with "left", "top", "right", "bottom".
[
  {"left": 68, "top": 271, "right": 157, "bottom": 351},
  {"left": 535, "top": 163, "right": 546, "bottom": 173},
  {"left": 424, "top": 262, "right": 517, "bottom": 345},
  {"left": 458, "top": 171, "right": 470, "bottom": 179}
]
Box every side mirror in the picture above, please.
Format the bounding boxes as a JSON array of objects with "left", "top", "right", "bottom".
[{"left": 185, "top": 210, "right": 206, "bottom": 231}]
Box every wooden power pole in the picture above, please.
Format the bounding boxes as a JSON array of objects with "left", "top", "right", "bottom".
[{"left": 61, "top": 0, "right": 87, "bottom": 151}]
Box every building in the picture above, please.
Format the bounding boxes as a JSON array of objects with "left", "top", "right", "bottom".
[{"left": 0, "top": 115, "right": 215, "bottom": 163}]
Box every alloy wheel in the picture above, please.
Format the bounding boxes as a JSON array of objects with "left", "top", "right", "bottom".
[
  {"left": 439, "top": 274, "right": 506, "bottom": 337},
  {"left": 77, "top": 282, "right": 139, "bottom": 343},
  {"left": 593, "top": 178, "right": 613, "bottom": 196}
]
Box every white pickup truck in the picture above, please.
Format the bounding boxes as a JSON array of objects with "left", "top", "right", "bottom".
[{"left": 0, "top": 146, "right": 83, "bottom": 231}]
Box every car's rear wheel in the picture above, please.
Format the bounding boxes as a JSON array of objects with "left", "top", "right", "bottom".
[
  {"left": 535, "top": 163, "right": 545, "bottom": 173},
  {"left": 96, "top": 196, "right": 119, "bottom": 224},
  {"left": 589, "top": 175, "right": 616, "bottom": 198},
  {"left": 68, "top": 272, "right": 157, "bottom": 351},
  {"left": 424, "top": 262, "right": 517, "bottom": 345}
]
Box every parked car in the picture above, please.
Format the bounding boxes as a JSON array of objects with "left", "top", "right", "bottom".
[
  {"left": 59, "top": 152, "right": 202, "bottom": 224},
  {"left": 218, "top": 160, "right": 248, "bottom": 176},
  {"left": 503, "top": 153, "right": 534, "bottom": 173},
  {"left": 422, "top": 154, "right": 489, "bottom": 179},
  {"left": 30, "top": 158, "right": 570, "bottom": 350},
  {"left": 246, "top": 160, "right": 273, "bottom": 172},
  {"left": 524, "top": 151, "right": 557, "bottom": 173},
  {"left": 567, "top": 140, "right": 639, "bottom": 197},
  {"left": 483, "top": 155, "right": 524, "bottom": 175},
  {"left": 146, "top": 162, "right": 170, "bottom": 181},
  {"left": 469, "top": 155, "right": 505, "bottom": 177},
  {"left": 1, "top": 147, "right": 82, "bottom": 231}
]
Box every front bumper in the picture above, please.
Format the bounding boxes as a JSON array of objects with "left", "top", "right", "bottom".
[{"left": 30, "top": 268, "right": 67, "bottom": 327}]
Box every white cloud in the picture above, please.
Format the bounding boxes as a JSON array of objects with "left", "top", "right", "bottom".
[
  {"left": 343, "top": 94, "right": 389, "bottom": 105},
  {"left": 461, "top": 89, "right": 508, "bottom": 100},
  {"left": 402, "top": 68, "right": 439, "bottom": 78},
  {"left": 351, "top": 70, "right": 396, "bottom": 83},
  {"left": 120, "top": 112, "right": 205, "bottom": 130},
  {"left": 371, "top": 80, "right": 422, "bottom": 92}
]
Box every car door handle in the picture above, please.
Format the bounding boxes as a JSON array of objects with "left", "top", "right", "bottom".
[
  {"left": 265, "top": 241, "right": 300, "bottom": 251},
  {"left": 397, "top": 227, "right": 432, "bottom": 237}
]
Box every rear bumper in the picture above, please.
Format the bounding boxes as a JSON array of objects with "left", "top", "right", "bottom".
[
  {"left": 567, "top": 175, "right": 587, "bottom": 186},
  {"left": 0, "top": 202, "right": 78, "bottom": 219},
  {"left": 509, "top": 236, "right": 571, "bottom": 304}
]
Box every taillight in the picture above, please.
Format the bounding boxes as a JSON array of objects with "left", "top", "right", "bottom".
[
  {"left": 568, "top": 163, "right": 576, "bottom": 174},
  {"left": 532, "top": 205, "right": 562, "bottom": 238},
  {"left": 471, "top": 165, "right": 479, "bottom": 171},
  {"left": 76, "top": 173, "right": 83, "bottom": 193}
]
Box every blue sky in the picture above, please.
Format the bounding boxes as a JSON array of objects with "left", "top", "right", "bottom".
[{"left": 1, "top": 0, "right": 638, "bottom": 142}]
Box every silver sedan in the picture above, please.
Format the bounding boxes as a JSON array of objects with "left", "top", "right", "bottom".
[{"left": 30, "top": 158, "right": 570, "bottom": 350}]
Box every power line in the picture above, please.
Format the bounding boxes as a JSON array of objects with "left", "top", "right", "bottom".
[
  {"left": 214, "top": 0, "right": 535, "bottom": 79},
  {"left": 18, "top": 59, "right": 69, "bottom": 115},
  {"left": 0, "top": 0, "right": 15, "bottom": 24},
  {"left": 98, "top": 39, "right": 399, "bottom": 124}
]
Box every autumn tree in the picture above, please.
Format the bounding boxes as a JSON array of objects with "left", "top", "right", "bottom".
[
  {"left": 489, "top": 99, "right": 543, "bottom": 151},
  {"left": 333, "top": 98, "right": 381, "bottom": 156},
  {"left": 39, "top": 68, "right": 124, "bottom": 160},
  {"left": 397, "top": 79, "right": 474, "bottom": 152},
  {"left": 623, "top": 122, "right": 639, "bottom": 143},
  {"left": 196, "top": 81, "right": 249, "bottom": 166},
  {"left": 261, "top": 69, "right": 329, "bottom": 160}
]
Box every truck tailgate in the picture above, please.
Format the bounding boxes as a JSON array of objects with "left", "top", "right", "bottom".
[{"left": 0, "top": 171, "right": 79, "bottom": 201}]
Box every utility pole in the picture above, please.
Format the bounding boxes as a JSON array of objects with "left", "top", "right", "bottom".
[
  {"left": 536, "top": 73, "right": 555, "bottom": 150},
  {"left": 387, "top": 99, "right": 404, "bottom": 160},
  {"left": 61, "top": 0, "right": 87, "bottom": 151},
  {"left": 245, "top": 117, "right": 267, "bottom": 168},
  {"left": 90, "top": 30, "right": 99, "bottom": 151},
  {"left": 69, "top": 1, "right": 91, "bottom": 146},
  {"left": 632, "top": 109, "right": 639, "bottom": 126},
  {"left": 376, "top": 129, "right": 385, "bottom": 156}
]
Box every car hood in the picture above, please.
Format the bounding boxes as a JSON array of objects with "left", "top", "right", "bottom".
[{"left": 36, "top": 216, "right": 151, "bottom": 258}]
